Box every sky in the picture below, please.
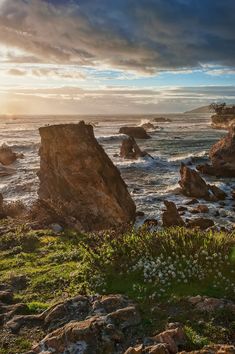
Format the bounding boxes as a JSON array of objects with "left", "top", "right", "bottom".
[{"left": 0, "top": 0, "right": 234, "bottom": 115}]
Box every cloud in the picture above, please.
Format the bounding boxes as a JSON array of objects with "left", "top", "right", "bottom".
[
  {"left": 1, "top": 85, "right": 234, "bottom": 115},
  {"left": 0, "top": 0, "right": 234, "bottom": 73},
  {"left": 6, "top": 66, "right": 86, "bottom": 79}
]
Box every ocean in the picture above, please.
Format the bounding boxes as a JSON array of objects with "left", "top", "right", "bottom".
[{"left": 0, "top": 113, "right": 234, "bottom": 228}]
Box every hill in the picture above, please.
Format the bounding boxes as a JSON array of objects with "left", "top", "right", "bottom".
[{"left": 184, "top": 105, "right": 211, "bottom": 114}]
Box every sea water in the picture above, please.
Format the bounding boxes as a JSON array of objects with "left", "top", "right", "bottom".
[{"left": 0, "top": 113, "right": 234, "bottom": 228}]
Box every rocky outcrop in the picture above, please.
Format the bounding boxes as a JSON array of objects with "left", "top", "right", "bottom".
[
  {"left": 181, "top": 345, "right": 235, "bottom": 354},
  {"left": 211, "top": 114, "right": 235, "bottom": 130},
  {"left": 187, "top": 218, "right": 214, "bottom": 230},
  {"left": 119, "top": 126, "right": 151, "bottom": 139},
  {"left": 38, "top": 122, "right": 136, "bottom": 231},
  {"left": 209, "top": 124, "right": 235, "bottom": 177},
  {"left": 179, "top": 164, "right": 210, "bottom": 200},
  {"left": 162, "top": 201, "right": 185, "bottom": 227},
  {"left": 140, "top": 122, "right": 155, "bottom": 131},
  {"left": 188, "top": 295, "right": 235, "bottom": 313},
  {"left": 0, "top": 144, "right": 24, "bottom": 166},
  {"left": 198, "top": 125, "right": 235, "bottom": 177},
  {"left": 153, "top": 117, "right": 172, "bottom": 123},
  {"left": 120, "top": 137, "right": 148, "bottom": 159}
]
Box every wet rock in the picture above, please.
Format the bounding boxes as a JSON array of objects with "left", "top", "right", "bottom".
[
  {"left": 0, "top": 143, "right": 23, "bottom": 165},
  {"left": 38, "top": 122, "right": 136, "bottom": 231},
  {"left": 120, "top": 137, "right": 148, "bottom": 159},
  {"left": 140, "top": 122, "right": 155, "bottom": 131},
  {"left": 209, "top": 185, "right": 227, "bottom": 200},
  {"left": 177, "top": 206, "right": 187, "bottom": 212},
  {"left": 179, "top": 164, "right": 210, "bottom": 200},
  {"left": 187, "top": 218, "right": 214, "bottom": 230},
  {"left": 195, "top": 205, "right": 209, "bottom": 213},
  {"left": 209, "top": 124, "right": 235, "bottom": 177},
  {"left": 162, "top": 201, "right": 185, "bottom": 227},
  {"left": 119, "top": 126, "right": 151, "bottom": 139},
  {"left": 136, "top": 211, "right": 145, "bottom": 217},
  {"left": 185, "top": 198, "right": 199, "bottom": 205},
  {"left": 153, "top": 117, "right": 172, "bottom": 123}
]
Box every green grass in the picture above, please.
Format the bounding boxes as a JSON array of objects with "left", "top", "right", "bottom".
[{"left": 0, "top": 225, "right": 235, "bottom": 351}]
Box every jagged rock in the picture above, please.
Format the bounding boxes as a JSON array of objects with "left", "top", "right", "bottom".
[
  {"left": 140, "top": 122, "right": 155, "bottom": 131},
  {"left": 153, "top": 326, "right": 186, "bottom": 354},
  {"left": 38, "top": 122, "right": 136, "bottom": 231},
  {"left": 194, "top": 205, "right": 209, "bottom": 214},
  {"left": 188, "top": 296, "right": 235, "bottom": 313},
  {"left": 209, "top": 124, "right": 235, "bottom": 177},
  {"left": 0, "top": 143, "right": 23, "bottom": 165},
  {"left": 187, "top": 218, "right": 214, "bottom": 230},
  {"left": 185, "top": 199, "right": 199, "bottom": 205},
  {"left": 179, "top": 164, "right": 210, "bottom": 200},
  {"left": 209, "top": 185, "right": 227, "bottom": 200},
  {"left": 120, "top": 137, "right": 148, "bottom": 159},
  {"left": 162, "top": 201, "right": 185, "bottom": 227},
  {"left": 119, "top": 126, "right": 151, "bottom": 139},
  {"left": 125, "top": 344, "right": 169, "bottom": 354},
  {"left": 180, "top": 344, "right": 235, "bottom": 354}
]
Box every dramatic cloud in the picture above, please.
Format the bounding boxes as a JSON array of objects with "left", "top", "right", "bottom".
[{"left": 0, "top": 0, "right": 234, "bottom": 73}]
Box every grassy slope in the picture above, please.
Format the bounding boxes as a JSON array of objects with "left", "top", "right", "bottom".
[{"left": 0, "top": 223, "right": 235, "bottom": 353}]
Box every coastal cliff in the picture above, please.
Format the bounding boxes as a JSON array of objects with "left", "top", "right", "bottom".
[{"left": 210, "top": 104, "right": 235, "bottom": 129}]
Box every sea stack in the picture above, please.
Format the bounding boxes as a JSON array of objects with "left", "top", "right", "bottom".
[{"left": 38, "top": 122, "right": 136, "bottom": 231}]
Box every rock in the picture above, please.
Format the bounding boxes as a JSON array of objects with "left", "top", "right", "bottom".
[
  {"left": 136, "top": 211, "right": 145, "bottom": 217},
  {"left": 196, "top": 163, "right": 218, "bottom": 176},
  {"left": 153, "top": 326, "right": 186, "bottom": 354},
  {"left": 162, "top": 201, "right": 185, "bottom": 227},
  {"left": 187, "top": 218, "right": 214, "bottom": 230},
  {"left": 153, "top": 117, "right": 172, "bottom": 123},
  {"left": 49, "top": 223, "right": 63, "bottom": 233},
  {"left": 195, "top": 204, "right": 209, "bottom": 213},
  {"left": 179, "top": 164, "right": 210, "bottom": 200},
  {"left": 120, "top": 137, "right": 148, "bottom": 159},
  {"left": 209, "top": 185, "right": 227, "bottom": 200},
  {"left": 38, "top": 122, "right": 136, "bottom": 231},
  {"left": 0, "top": 163, "right": 15, "bottom": 177},
  {"left": 140, "top": 122, "right": 155, "bottom": 131},
  {"left": 188, "top": 296, "right": 235, "bottom": 313},
  {"left": 144, "top": 219, "right": 159, "bottom": 227},
  {"left": 124, "top": 344, "right": 169, "bottom": 354},
  {"left": 177, "top": 206, "right": 187, "bottom": 212},
  {"left": 0, "top": 290, "right": 13, "bottom": 303},
  {"left": 29, "top": 295, "right": 141, "bottom": 354},
  {"left": 209, "top": 124, "right": 235, "bottom": 177},
  {"left": 180, "top": 345, "right": 235, "bottom": 354},
  {"left": 232, "top": 190, "right": 235, "bottom": 199},
  {"left": 119, "top": 126, "right": 151, "bottom": 139},
  {"left": 0, "top": 143, "right": 23, "bottom": 165},
  {"left": 185, "top": 198, "right": 199, "bottom": 205}
]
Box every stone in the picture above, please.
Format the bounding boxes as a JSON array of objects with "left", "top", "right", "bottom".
[
  {"left": 187, "top": 218, "right": 214, "bottom": 230},
  {"left": 49, "top": 223, "right": 63, "bottom": 233},
  {"left": 153, "top": 326, "right": 186, "bottom": 354},
  {"left": 185, "top": 198, "right": 199, "bottom": 205},
  {"left": 153, "top": 117, "right": 172, "bottom": 123},
  {"left": 0, "top": 143, "right": 23, "bottom": 165},
  {"left": 120, "top": 137, "right": 148, "bottom": 159},
  {"left": 209, "top": 124, "right": 235, "bottom": 177},
  {"left": 179, "top": 164, "right": 210, "bottom": 200},
  {"left": 144, "top": 219, "right": 159, "bottom": 227},
  {"left": 180, "top": 345, "right": 235, "bottom": 354},
  {"left": 38, "top": 122, "right": 136, "bottom": 231},
  {"left": 140, "top": 122, "right": 155, "bottom": 130},
  {"left": 119, "top": 126, "right": 151, "bottom": 139},
  {"left": 195, "top": 204, "right": 209, "bottom": 213},
  {"left": 209, "top": 185, "right": 227, "bottom": 200},
  {"left": 162, "top": 201, "right": 185, "bottom": 227}
]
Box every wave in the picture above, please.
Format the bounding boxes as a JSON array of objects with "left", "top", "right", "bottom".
[
  {"left": 97, "top": 133, "right": 127, "bottom": 143},
  {"left": 168, "top": 150, "right": 208, "bottom": 164}
]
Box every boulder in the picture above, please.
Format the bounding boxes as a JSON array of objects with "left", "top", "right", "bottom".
[
  {"left": 120, "top": 137, "right": 148, "bottom": 159},
  {"left": 162, "top": 201, "right": 185, "bottom": 227},
  {"left": 179, "top": 164, "right": 210, "bottom": 200},
  {"left": 209, "top": 124, "right": 235, "bottom": 177},
  {"left": 187, "top": 218, "right": 214, "bottom": 230},
  {"left": 194, "top": 204, "right": 209, "bottom": 213},
  {"left": 38, "top": 122, "right": 136, "bottom": 231},
  {"left": 153, "top": 117, "right": 172, "bottom": 123},
  {"left": 181, "top": 344, "right": 235, "bottom": 354},
  {"left": 154, "top": 326, "right": 186, "bottom": 354},
  {"left": 140, "top": 122, "right": 155, "bottom": 131},
  {"left": 0, "top": 143, "right": 23, "bottom": 165},
  {"left": 119, "top": 126, "right": 151, "bottom": 139},
  {"left": 209, "top": 185, "right": 227, "bottom": 200}
]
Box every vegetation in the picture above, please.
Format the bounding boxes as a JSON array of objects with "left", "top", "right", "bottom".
[
  {"left": 0, "top": 224, "right": 235, "bottom": 352},
  {"left": 210, "top": 102, "right": 235, "bottom": 115}
]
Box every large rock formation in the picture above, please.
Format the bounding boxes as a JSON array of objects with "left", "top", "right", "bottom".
[
  {"left": 120, "top": 137, "right": 148, "bottom": 159},
  {"left": 211, "top": 103, "right": 235, "bottom": 129},
  {"left": 0, "top": 144, "right": 23, "bottom": 165},
  {"left": 119, "top": 126, "right": 151, "bottom": 139},
  {"left": 179, "top": 164, "right": 210, "bottom": 200},
  {"left": 208, "top": 124, "right": 235, "bottom": 177},
  {"left": 162, "top": 200, "right": 185, "bottom": 227},
  {"left": 38, "top": 122, "right": 136, "bottom": 231}
]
